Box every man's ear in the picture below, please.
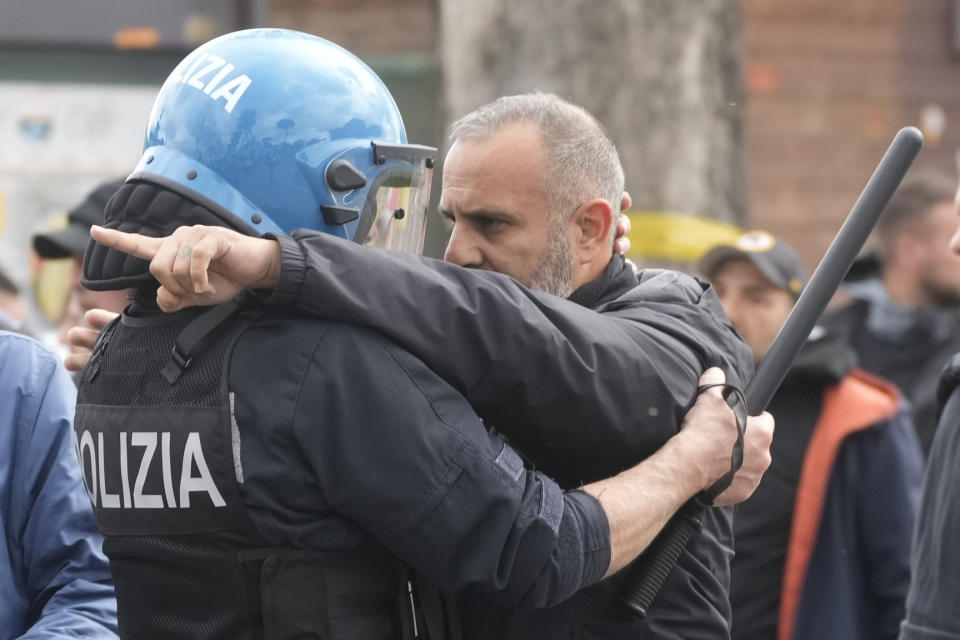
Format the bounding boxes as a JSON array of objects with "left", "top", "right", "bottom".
[{"left": 571, "top": 198, "right": 615, "bottom": 257}]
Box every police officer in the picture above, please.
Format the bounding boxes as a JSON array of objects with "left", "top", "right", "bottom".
[{"left": 74, "top": 29, "right": 749, "bottom": 639}]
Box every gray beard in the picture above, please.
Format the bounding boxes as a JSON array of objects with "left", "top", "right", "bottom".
[{"left": 528, "top": 226, "right": 575, "bottom": 298}]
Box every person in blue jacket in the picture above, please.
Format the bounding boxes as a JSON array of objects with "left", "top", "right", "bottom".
[{"left": 0, "top": 331, "right": 117, "bottom": 638}]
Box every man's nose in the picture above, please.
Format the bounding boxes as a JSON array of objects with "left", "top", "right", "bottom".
[{"left": 443, "top": 225, "right": 483, "bottom": 267}]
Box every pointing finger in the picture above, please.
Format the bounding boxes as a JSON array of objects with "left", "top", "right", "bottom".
[{"left": 90, "top": 225, "right": 163, "bottom": 260}]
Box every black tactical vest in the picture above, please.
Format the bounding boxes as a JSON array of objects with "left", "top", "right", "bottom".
[{"left": 74, "top": 303, "right": 453, "bottom": 640}]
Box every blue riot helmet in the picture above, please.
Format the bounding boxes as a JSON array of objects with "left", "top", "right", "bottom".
[{"left": 129, "top": 28, "right": 435, "bottom": 255}]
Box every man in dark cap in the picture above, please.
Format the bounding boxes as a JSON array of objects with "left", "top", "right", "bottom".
[
  {"left": 32, "top": 179, "right": 129, "bottom": 352},
  {"left": 700, "top": 230, "right": 923, "bottom": 640}
]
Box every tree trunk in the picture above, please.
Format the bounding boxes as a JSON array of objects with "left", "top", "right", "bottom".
[{"left": 439, "top": 0, "right": 747, "bottom": 246}]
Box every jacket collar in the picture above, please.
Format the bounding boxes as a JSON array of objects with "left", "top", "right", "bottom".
[{"left": 567, "top": 255, "right": 635, "bottom": 309}]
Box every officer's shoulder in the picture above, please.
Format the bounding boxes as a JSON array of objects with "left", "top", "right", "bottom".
[
  {"left": 242, "top": 311, "right": 396, "bottom": 356},
  {"left": 231, "top": 314, "right": 406, "bottom": 397}
]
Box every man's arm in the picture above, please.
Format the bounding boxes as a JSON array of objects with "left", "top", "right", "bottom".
[
  {"left": 66, "top": 306, "right": 771, "bottom": 512},
  {"left": 4, "top": 336, "right": 117, "bottom": 638},
  {"left": 89, "top": 225, "right": 754, "bottom": 484},
  {"left": 283, "top": 320, "right": 746, "bottom": 607},
  {"left": 269, "top": 230, "right": 754, "bottom": 483}
]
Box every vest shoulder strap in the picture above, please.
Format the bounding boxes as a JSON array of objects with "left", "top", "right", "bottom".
[{"left": 161, "top": 301, "right": 242, "bottom": 383}]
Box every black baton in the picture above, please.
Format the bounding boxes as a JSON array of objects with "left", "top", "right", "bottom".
[{"left": 618, "top": 126, "right": 924, "bottom": 617}]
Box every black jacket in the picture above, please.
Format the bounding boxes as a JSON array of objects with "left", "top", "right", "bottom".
[
  {"left": 262, "top": 230, "right": 755, "bottom": 639},
  {"left": 900, "top": 353, "right": 960, "bottom": 640}
]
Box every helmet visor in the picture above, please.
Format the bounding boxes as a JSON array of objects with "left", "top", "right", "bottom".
[{"left": 359, "top": 150, "right": 434, "bottom": 255}]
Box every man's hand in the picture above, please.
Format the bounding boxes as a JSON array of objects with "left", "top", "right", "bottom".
[
  {"left": 672, "top": 367, "right": 742, "bottom": 491},
  {"left": 614, "top": 213, "right": 632, "bottom": 256},
  {"left": 714, "top": 412, "right": 774, "bottom": 505},
  {"left": 585, "top": 367, "right": 752, "bottom": 577},
  {"left": 64, "top": 309, "right": 119, "bottom": 372},
  {"left": 672, "top": 369, "right": 774, "bottom": 504},
  {"left": 89, "top": 224, "right": 282, "bottom": 312}
]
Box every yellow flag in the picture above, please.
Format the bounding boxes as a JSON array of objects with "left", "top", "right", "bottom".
[{"left": 625, "top": 212, "right": 743, "bottom": 262}]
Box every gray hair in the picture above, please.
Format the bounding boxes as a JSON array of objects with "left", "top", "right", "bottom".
[{"left": 448, "top": 92, "right": 625, "bottom": 243}]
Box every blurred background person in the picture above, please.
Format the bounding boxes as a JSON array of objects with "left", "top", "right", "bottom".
[
  {"left": 0, "top": 266, "right": 27, "bottom": 333},
  {"left": 31, "top": 178, "right": 128, "bottom": 359},
  {"left": 823, "top": 172, "right": 960, "bottom": 456},
  {"left": 700, "top": 231, "right": 923, "bottom": 640}
]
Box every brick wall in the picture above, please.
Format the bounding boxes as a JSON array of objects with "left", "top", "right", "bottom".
[
  {"left": 269, "top": 0, "right": 436, "bottom": 53},
  {"left": 742, "top": 0, "right": 960, "bottom": 270},
  {"left": 897, "top": 1, "right": 960, "bottom": 180}
]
